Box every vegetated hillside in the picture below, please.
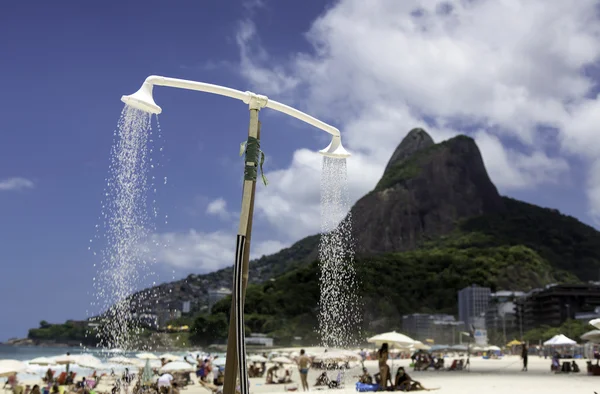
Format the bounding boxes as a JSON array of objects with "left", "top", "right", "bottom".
[
  {"left": 203, "top": 243, "right": 569, "bottom": 345},
  {"left": 124, "top": 235, "right": 320, "bottom": 313},
  {"left": 130, "top": 128, "right": 600, "bottom": 313}
]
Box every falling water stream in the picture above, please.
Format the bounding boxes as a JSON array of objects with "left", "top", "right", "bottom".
[
  {"left": 318, "top": 157, "right": 361, "bottom": 349},
  {"left": 91, "top": 105, "right": 161, "bottom": 351}
]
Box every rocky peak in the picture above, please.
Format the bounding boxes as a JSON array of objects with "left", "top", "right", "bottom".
[
  {"left": 352, "top": 131, "right": 505, "bottom": 254},
  {"left": 384, "top": 128, "right": 434, "bottom": 172}
]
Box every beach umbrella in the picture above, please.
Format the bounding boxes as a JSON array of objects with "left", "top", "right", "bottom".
[
  {"left": 367, "top": 331, "right": 415, "bottom": 348},
  {"left": 430, "top": 345, "right": 449, "bottom": 351},
  {"left": 159, "top": 361, "right": 195, "bottom": 373},
  {"left": 136, "top": 352, "right": 159, "bottom": 360},
  {"left": 213, "top": 358, "right": 227, "bottom": 367},
  {"left": 28, "top": 357, "right": 56, "bottom": 366},
  {"left": 54, "top": 354, "right": 78, "bottom": 365},
  {"left": 75, "top": 355, "right": 103, "bottom": 369},
  {"left": 471, "top": 346, "right": 483, "bottom": 352},
  {"left": 486, "top": 345, "right": 501, "bottom": 351},
  {"left": 0, "top": 360, "right": 27, "bottom": 377},
  {"left": 450, "top": 344, "right": 468, "bottom": 351},
  {"left": 581, "top": 330, "right": 600, "bottom": 343},
  {"left": 590, "top": 318, "right": 600, "bottom": 330},
  {"left": 412, "top": 341, "right": 430, "bottom": 350},
  {"left": 159, "top": 353, "right": 180, "bottom": 362},
  {"left": 272, "top": 356, "right": 294, "bottom": 364},
  {"left": 248, "top": 355, "right": 267, "bottom": 363},
  {"left": 506, "top": 339, "right": 522, "bottom": 347},
  {"left": 108, "top": 356, "right": 138, "bottom": 365}
]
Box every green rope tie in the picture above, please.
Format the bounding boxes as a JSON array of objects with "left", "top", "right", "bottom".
[{"left": 239, "top": 136, "right": 268, "bottom": 186}]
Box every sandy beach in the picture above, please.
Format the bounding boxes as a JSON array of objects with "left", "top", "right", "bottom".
[{"left": 12, "top": 355, "right": 600, "bottom": 394}]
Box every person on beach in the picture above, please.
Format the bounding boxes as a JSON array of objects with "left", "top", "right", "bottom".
[
  {"left": 298, "top": 349, "right": 311, "bottom": 391},
  {"left": 357, "top": 368, "right": 373, "bottom": 384},
  {"left": 378, "top": 343, "right": 390, "bottom": 391},
  {"left": 394, "top": 367, "right": 424, "bottom": 392},
  {"left": 521, "top": 343, "right": 528, "bottom": 371},
  {"left": 265, "top": 365, "right": 279, "bottom": 384},
  {"left": 30, "top": 385, "right": 40, "bottom": 394}
]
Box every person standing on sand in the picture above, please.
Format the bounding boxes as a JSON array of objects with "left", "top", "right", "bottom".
[
  {"left": 521, "top": 343, "right": 528, "bottom": 371},
  {"left": 378, "top": 343, "right": 389, "bottom": 391},
  {"left": 298, "top": 349, "right": 311, "bottom": 391}
]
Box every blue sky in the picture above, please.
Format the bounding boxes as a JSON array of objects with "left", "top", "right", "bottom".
[{"left": 1, "top": 0, "right": 600, "bottom": 341}]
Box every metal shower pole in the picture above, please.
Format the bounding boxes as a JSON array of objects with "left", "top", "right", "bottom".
[{"left": 223, "top": 103, "right": 262, "bottom": 394}]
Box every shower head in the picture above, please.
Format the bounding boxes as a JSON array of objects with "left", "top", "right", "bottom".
[
  {"left": 121, "top": 82, "right": 162, "bottom": 114},
  {"left": 319, "top": 135, "right": 351, "bottom": 159}
]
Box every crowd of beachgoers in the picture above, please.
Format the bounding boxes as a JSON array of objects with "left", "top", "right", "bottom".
[{"left": 2, "top": 341, "right": 600, "bottom": 394}]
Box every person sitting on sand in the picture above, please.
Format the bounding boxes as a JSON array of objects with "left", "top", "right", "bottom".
[
  {"left": 265, "top": 365, "right": 279, "bottom": 384},
  {"left": 277, "top": 368, "right": 292, "bottom": 384},
  {"left": 314, "top": 372, "right": 330, "bottom": 387},
  {"left": 214, "top": 368, "right": 224, "bottom": 386},
  {"left": 394, "top": 367, "right": 424, "bottom": 392},
  {"left": 357, "top": 368, "right": 373, "bottom": 384},
  {"left": 44, "top": 369, "right": 54, "bottom": 384},
  {"left": 373, "top": 372, "right": 381, "bottom": 385}
]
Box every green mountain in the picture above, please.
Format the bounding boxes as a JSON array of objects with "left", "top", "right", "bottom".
[
  {"left": 193, "top": 129, "right": 600, "bottom": 345},
  {"left": 25, "top": 128, "right": 600, "bottom": 347}
]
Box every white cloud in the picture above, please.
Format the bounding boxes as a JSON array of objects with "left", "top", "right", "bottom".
[
  {"left": 474, "top": 131, "right": 570, "bottom": 190},
  {"left": 0, "top": 177, "right": 34, "bottom": 191},
  {"left": 233, "top": 0, "right": 600, "bottom": 229},
  {"left": 206, "top": 197, "right": 231, "bottom": 220},
  {"left": 149, "top": 229, "right": 287, "bottom": 272},
  {"left": 587, "top": 160, "right": 600, "bottom": 219}
]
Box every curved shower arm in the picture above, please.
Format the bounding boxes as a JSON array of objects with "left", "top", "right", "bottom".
[{"left": 144, "top": 75, "right": 341, "bottom": 137}]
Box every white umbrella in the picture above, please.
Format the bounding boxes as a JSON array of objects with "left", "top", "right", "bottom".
[
  {"left": 412, "top": 341, "right": 430, "bottom": 350},
  {"left": 591, "top": 318, "right": 600, "bottom": 329},
  {"left": 581, "top": 330, "right": 600, "bottom": 343},
  {"left": 486, "top": 346, "right": 501, "bottom": 351},
  {"left": 0, "top": 360, "right": 27, "bottom": 378},
  {"left": 136, "top": 352, "right": 159, "bottom": 360},
  {"left": 28, "top": 357, "right": 56, "bottom": 366},
  {"left": 248, "top": 355, "right": 268, "bottom": 363},
  {"left": 108, "top": 356, "right": 138, "bottom": 365},
  {"left": 212, "top": 358, "right": 226, "bottom": 367},
  {"left": 54, "top": 354, "right": 78, "bottom": 365},
  {"left": 159, "top": 361, "right": 195, "bottom": 373},
  {"left": 75, "top": 355, "right": 103, "bottom": 369},
  {"left": 271, "top": 356, "right": 293, "bottom": 364},
  {"left": 159, "top": 354, "right": 181, "bottom": 362},
  {"left": 367, "top": 331, "right": 415, "bottom": 348}
]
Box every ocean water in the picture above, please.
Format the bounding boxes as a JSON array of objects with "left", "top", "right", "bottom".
[{"left": 0, "top": 345, "right": 99, "bottom": 361}]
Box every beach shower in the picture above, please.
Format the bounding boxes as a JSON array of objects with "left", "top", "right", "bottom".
[{"left": 118, "top": 75, "right": 353, "bottom": 394}]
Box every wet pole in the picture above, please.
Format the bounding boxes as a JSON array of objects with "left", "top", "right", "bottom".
[{"left": 223, "top": 96, "right": 265, "bottom": 394}]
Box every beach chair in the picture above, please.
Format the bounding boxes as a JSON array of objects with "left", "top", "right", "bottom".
[
  {"left": 56, "top": 373, "right": 67, "bottom": 386},
  {"left": 446, "top": 360, "right": 458, "bottom": 371}
]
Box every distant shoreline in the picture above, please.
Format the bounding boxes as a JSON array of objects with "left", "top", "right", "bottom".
[{"left": 1, "top": 338, "right": 73, "bottom": 347}]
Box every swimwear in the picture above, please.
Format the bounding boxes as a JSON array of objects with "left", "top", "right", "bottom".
[{"left": 300, "top": 368, "right": 309, "bottom": 374}]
